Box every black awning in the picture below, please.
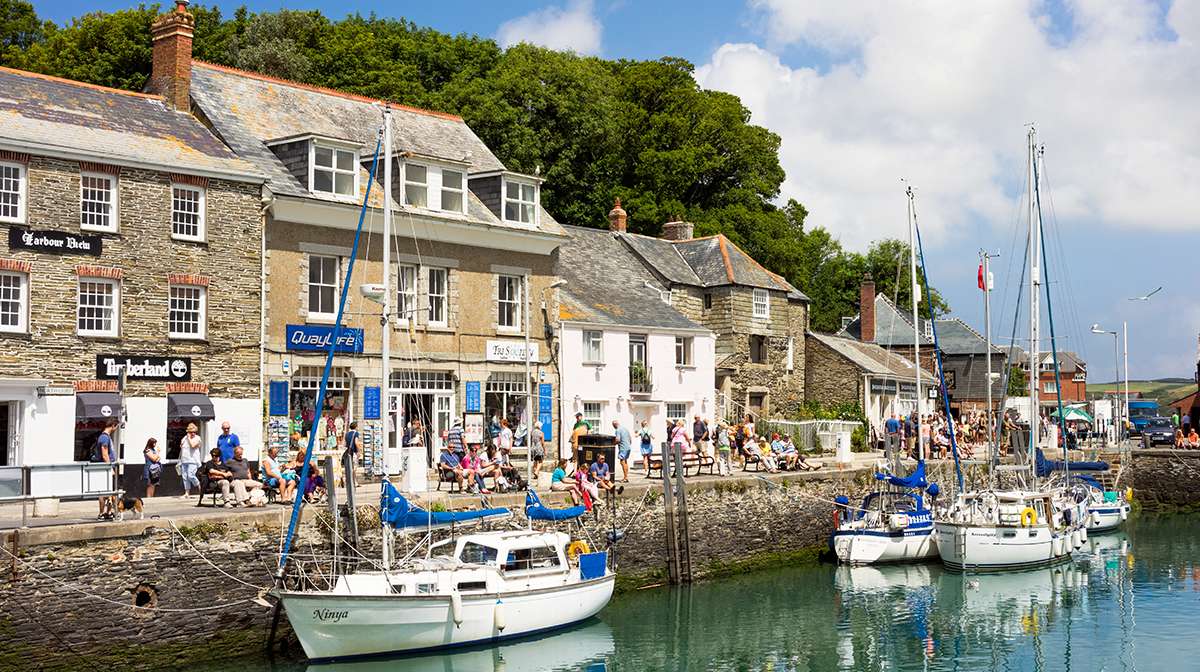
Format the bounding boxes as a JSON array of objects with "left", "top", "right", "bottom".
[
  {"left": 76, "top": 392, "right": 122, "bottom": 421},
  {"left": 167, "top": 393, "right": 215, "bottom": 421}
]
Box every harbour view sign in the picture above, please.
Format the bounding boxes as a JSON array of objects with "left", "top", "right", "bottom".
[
  {"left": 9, "top": 228, "right": 102, "bottom": 256},
  {"left": 285, "top": 324, "right": 365, "bottom": 353},
  {"left": 96, "top": 355, "right": 192, "bottom": 381}
]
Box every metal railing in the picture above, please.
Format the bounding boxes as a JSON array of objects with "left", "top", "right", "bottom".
[
  {"left": 0, "top": 463, "right": 124, "bottom": 503},
  {"left": 629, "top": 364, "right": 653, "bottom": 394}
]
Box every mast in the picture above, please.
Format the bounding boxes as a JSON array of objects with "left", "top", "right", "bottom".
[
  {"left": 1027, "top": 126, "right": 1041, "bottom": 489},
  {"left": 981, "top": 249, "right": 995, "bottom": 485},
  {"left": 907, "top": 185, "right": 922, "bottom": 467},
  {"left": 381, "top": 106, "right": 394, "bottom": 566}
]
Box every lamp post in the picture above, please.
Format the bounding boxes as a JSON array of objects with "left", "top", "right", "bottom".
[
  {"left": 1091, "top": 323, "right": 1123, "bottom": 445},
  {"left": 528, "top": 278, "right": 567, "bottom": 487}
]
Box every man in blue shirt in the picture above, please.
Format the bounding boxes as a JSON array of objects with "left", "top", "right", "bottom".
[
  {"left": 217, "top": 421, "right": 241, "bottom": 462},
  {"left": 437, "top": 445, "right": 466, "bottom": 490},
  {"left": 92, "top": 419, "right": 118, "bottom": 520},
  {"left": 589, "top": 453, "right": 616, "bottom": 493},
  {"left": 611, "top": 420, "right": 632, "bottom": 484},
  {"left": 884, "top": 412, "right": 901, "bottom": 458}
]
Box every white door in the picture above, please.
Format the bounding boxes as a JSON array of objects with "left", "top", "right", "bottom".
[{"left": 434, "top": 394, "right": 454, "bottom": 455}]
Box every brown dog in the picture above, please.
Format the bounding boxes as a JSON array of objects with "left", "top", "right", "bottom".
[{"left": 116, "top": 496, "right": 144, "bottom": 521}]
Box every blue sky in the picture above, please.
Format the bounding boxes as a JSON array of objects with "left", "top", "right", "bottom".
[{"left": 34, "top": 0, "right": 1200, "bottom": 384}]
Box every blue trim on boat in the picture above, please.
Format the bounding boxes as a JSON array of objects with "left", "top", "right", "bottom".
[
  {"left": 1089, "top": 507, "right": 1122, "bottom": 514},
  {"left": 941, "top": 553, "right": 1073, "bottom": 573},
  {"left": 833, "top": 528, "right": 934, "bottom": 539}
]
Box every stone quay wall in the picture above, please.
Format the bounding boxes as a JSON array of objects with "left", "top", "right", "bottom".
[{"left": 1122, "top": 449, "right": 1200, "bottom": 511}]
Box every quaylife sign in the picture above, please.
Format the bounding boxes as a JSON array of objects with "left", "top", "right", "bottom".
[
  {"left": 486, "top": 339, "right": 539, "bottom": 363},
  {"left": 9, "top": 228, "right": 102, "bottom": 256},
  {"left": 96, "top": 355, "right": 191, "bottom": 381},
  {"left": 286, "top": 324, "right": 364, "bottom": 353}
]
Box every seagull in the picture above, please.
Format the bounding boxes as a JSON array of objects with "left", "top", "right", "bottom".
[
  {"left": 966, "top": 579, "right": 980, "bottom": 590},
  {"left": 1128, "top": 286, "right": 1162, "bottom": 301}
]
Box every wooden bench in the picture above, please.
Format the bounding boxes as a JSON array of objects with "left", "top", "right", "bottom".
[
  {"left": 436, "top": 466, "right": 464, "bottom": 493},
  {"left": 647, "top": 451, "right": 715, "bottom": 479}
]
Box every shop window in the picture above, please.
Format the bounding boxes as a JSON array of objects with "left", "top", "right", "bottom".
[
  {"left": 0, "top": 162, "right": 24, "bottom": 224},
  {"left": 752, "top": 288, "right": 770, "bottom": 319},
  {"left": 749, "top": 335, "right": 767, "bottom": 364},
  {"left": 171, "top": 184, "right": 204, "bottom": 241},
  {"left": 397, "top": 264, "right": 416, "bottom": 323},
  {"left": 80, "top": 172, "right": 117, "bottom": 232},
  {"left": 497, "top": 275, "right": 521, "bottom": 330},
  {"left": 581, "top": 402, "right": 602, "bottom": 433},
  {"left": 292, "top": 366, "right": 352, "bottom": 441},
  {"left": 0, "top": 271, "right": 28, "bottom": 334},
  {"left": 486, "top": 373, "right": 529, "bottom": 444},
  {"left": 441, "top": 169, "right": 465, "bottom": 214},
  {"left": 427, "top": 267, "right": 447, "bottom": 326},
  {"left": 168, "top": 285, "right": 206, "bottom": 339},
  {"left": 583, "top": 330, "right": 603, "bottom": 363},
  {"left": 391, "top": 370, "right": 454, "bottom": 391},
  {"left": 77, "top": 278, "right": 119, "bottom": 337},
  {"left": 311, "top": 143, "right": 357, "bottom": 197},
  {"left": 675, "top": 336, "right": 693, "bottom": 366},
  {"left": 307, "top": 255, "right": 339, "bottom": 319},
  {"left": 404, "top": 163, "right": 428, "bottom": 208}
]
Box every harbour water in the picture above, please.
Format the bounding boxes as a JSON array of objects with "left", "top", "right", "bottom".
[{"left": 236, "top": 514, "right": 1198, "bottom": 672}]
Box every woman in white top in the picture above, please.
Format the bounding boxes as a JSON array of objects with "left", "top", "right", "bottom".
[
  {"left": 179, "top": 423, "right": 203, "bottom": 497},
  {"left": 497, "top": 419, "right": 514, "bottom": 452}
]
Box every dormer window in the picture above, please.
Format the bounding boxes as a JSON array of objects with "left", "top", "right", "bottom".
[
  {"left": 442, "top": 169, "right": 465, "bottom": 213},
  {"left": 504, "top": 179, "right": 537, "bottom": 225},
  {"left": 404, "top": 163, "right": 428, "bottom": 208},
  {"left": 311, "top": 143, "right": 357, "bottom": 197}
]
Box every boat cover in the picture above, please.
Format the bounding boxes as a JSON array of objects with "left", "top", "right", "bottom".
[
  {"left": 1073, "top": 474, "right": 1104, "bottom": 490},
  {"left": 525, "top": 491, "right": 586, "bottom": 521},
  {"left": 379, "top": 481, "right": 509, "bottom": 529},
  {"left": 1035, "top": 449, "right": 1108, "bottom": 478},
  {"left": 874, "top": 460, "right": 929, "bottom": 489}
]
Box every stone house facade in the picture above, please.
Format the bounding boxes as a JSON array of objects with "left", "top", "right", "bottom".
[{"left": 0, "top": 57, "right": 263, "bottom": 497}]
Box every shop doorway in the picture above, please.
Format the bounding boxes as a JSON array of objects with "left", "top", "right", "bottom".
[
  {"left": 486, "top": 372, "right": 529, "bottom": 447},
  {"left": 391, "top": 371, "right": 456, "bottom": 465},
  {"left": 0, "top": 402, "right": 10, "bottom": 466}
]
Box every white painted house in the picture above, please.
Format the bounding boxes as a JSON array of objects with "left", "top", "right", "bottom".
[{"left": 556, "top": 213, "right": 716, "bottom": 472}]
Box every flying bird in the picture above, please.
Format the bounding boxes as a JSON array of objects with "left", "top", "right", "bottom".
[{"left": 1128, "top": 286, "right": 1162, "bottom": 301}]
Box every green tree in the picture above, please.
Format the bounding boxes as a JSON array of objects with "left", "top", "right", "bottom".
[
  {"left": 0, "top": 0, "right": 44, "bottom": 63},
  {"left": 1007, "top": 365, "right": 1027, "bottom": 396}
]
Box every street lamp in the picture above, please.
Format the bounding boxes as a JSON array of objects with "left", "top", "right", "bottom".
[
  {"left": 527, "top": 278, "right": 568, "bottom": 487},
  {"left": 1091, "top": 323, "right": 1123, "bottom": 444}
]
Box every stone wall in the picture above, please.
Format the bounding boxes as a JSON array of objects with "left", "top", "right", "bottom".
[
  {"left": 1122, "top": 449, "right": 1200, "bottom": 510},
  {"left": 804, "top": 335, "right": 861, "bottom": 406}
]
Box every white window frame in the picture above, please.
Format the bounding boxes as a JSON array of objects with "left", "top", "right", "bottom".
[
  {"left": 497, "top": 274, "right": 522, "bottom": 331},
  {"left": 1043, "top": 381, "right": 1058, "bottom": 394},
  {"left": 397, "top": 264, "right": 417, "bottom": 325},
  {"left": 581, "top": 402, "right": 603, "bottom": 433},
  {"left": 666, "top": 402, "right": 689, "bottom": 424},
  {"left": 80, "top": 171, "right": 118, "bottom": 232},
  {"left": 171, "top": 183, "right": 205, "bottom": 242},
  {"left": 310, "top": 142, "right": 359, "bottom": 198},
  {"left": 440, "top": 168, "right": 466, "bottom": 214},
  {"left": 675, "top": 336, "right": 693, "bottom": 367},
  {"left": 583, "top": 330, "right": 604, "bottom": 364},
  {"left": 77, "top": 278, "right": 119, "bottom": 338},
  {"left": 0, "top": 161, "right": 25, "bottom": 224},
  {"left": 404, "top": 162, "right": 429, "bottom": 209},
  {"left": 168, "top": 285, "right": 206, "bottom": 340},
  {"left": 307, "top": 254, "right": 339, "bottom": 320},
  {"left": 503, "top": 178, "right": 538, "bottom": 226},
  {"left": 426, "top": 267, "right": 448, "bottom": 327},
  {"left": 752, "top": 288, "right": 770, "bottom": 319},
  {"left": 0, "top": 271, "right": 28, "bottom": 334}
]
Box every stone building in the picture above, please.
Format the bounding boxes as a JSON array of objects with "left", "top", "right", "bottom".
[
  {"left": 0, "top": 50, "right": 263, "bottom": 496},
  {"left": 588, "top": 204, "right": 808, "bottom": 421},
  {"left": 172, "top": 8, "right": 565, "bottom": 488}
]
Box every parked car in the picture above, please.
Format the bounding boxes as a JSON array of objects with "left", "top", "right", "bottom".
[{"left": 1141, "top": 417, "right": 1175, "bottom": 447}]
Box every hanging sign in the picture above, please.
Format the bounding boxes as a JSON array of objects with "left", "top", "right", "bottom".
[
  {"left": 485, "top": 340, "right": 538, "bottom": 362},
  {"left": 96, "top": 355, "right": 191, "bottom": 381},
  {"left": 285, "top": 324, "right": 364, "bottom": 353},
  {"left": 465, "top": 381, "right": 481, "bottom": 412},
  {"left": 869, "top": 378, "right": 896, "bottom": 395},
  {"left": 363, "top": 386, "right": 381, "bottom": 420},
  {"left": 9, "top": 228, "right": 102, "bottom": 256},
  {"left": 268, "top": 380, "right": 289, "bottom": 416}
]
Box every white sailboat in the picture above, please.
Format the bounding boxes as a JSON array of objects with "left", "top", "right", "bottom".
[
  {"left": 274, "top": 108, "right": 614, "bottom": 662},
  {"left": 935, "top": 127, "right": 1086, "bottom": 571},
  {"left": 832, "top": 187, "right": 939, "bottom": 565}
]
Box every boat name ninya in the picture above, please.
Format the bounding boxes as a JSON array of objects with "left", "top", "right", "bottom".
[{"left": 313, "top": 609, "right": 350, "bottom": 623}]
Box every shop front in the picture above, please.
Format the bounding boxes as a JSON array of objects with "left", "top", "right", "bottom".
[
  {"left": 391, "top": 370, "right": 456, "bottom": 465},
  {"left": 865, "top": 377, "right": 934, "bottom": 438},
  {"left": 291, "top": 365, "right": 353, "bottom": 448}
]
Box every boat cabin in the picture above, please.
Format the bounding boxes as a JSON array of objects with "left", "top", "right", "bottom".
[{"left": 453, "top": 530, "right": 572, "bottom": 575}]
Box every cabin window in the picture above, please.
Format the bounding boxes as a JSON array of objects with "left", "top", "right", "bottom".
[
  {"left": 456, "top": 581, "right": 488, "bottom": 592},
  {"left": 502, "top": 545, "right": 562, "bottom": 572},
  {"left": 752, "top": 288, "right": 770, "bottom": 319},
  {"left": 389, "top": 583, "right": 406, "bottom": 595},
  {"left": 459, "top": 542, "right": 499, "bottom": 565},
  {"left": 417, "top": 583, "right": 436, "bottom": 594}
]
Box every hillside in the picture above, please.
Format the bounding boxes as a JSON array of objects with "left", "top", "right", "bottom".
[{"left": 1087, "top": 379, "right": 1196, "bottom": 403}]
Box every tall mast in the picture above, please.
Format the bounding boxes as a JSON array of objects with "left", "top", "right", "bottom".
[
  {"left": 1027, "top": 126, "right": 1041, "bottom": 488},
  {"left": 981, "top": 249, "right": 995, "bottom": 485},
  {"left": 907, "top": 186, "right": 922, "bottom": 466},
  {"left": 381, "top": 107, "right": 393, "bottom": 567}
]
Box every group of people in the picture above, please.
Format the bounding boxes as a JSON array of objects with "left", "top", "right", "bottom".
[
  {"left": 549, "top": 453, "right": 622, "bottom": 509},
  {"left": 437, "top": 418, "right": 523, "bottom": 494},
  {"left": 882, "top": 410, "right": 975, "bottom": 461}
]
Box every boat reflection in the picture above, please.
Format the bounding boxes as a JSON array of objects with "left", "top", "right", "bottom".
[{"left": 306, "top": 619, "right": 613, "bottom": 672}]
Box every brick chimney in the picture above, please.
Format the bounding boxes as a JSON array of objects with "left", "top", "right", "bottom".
[
  {"left": 148, "top": 0, "right": 195, "bottom": 112},
  {"left": 661, "top": 216, "right": 694, "bottom": 241},
  {"left": 607, "top": 198, "right": 627, "bottom": 233},
  {"left": 859, "top": 273, "right": 876, "bottom": 342}
]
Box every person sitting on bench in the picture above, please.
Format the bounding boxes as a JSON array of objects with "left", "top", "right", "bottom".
[
  {"left": 197, "top": 448, "right": 234, "bottom": 507},
  {"left": 438, "top": 444, "right": 468, "bottom": 490},
  {"left": 260, "top": 445, "right": 296, "bottom": 504},
  {"left": 589, "top": 453, "right": 622, "bottom": 494}
]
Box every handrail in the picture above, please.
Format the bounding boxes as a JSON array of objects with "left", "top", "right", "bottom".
[{"left": 0, "top": 463, "right": 124, "bottom": 503}]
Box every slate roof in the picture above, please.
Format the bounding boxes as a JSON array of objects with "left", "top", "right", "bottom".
[
  {"left": 0, "top": 67, "right": 258, "bottom": 180},
  {"left": 839, "top": 294, "right": 933, "bottom": 346},
  {"left": 934, "top": 318, "right": 1003, "bottom": 356},
  {"left": 618, "top": 232, "right": 808, "bottom": 300},
  {"left": 189, "top": 61, "right": 563, "bottom": 236},
  {"left": 1040, "top": 351, "right": 1086, "bottom": 373},
  {"left": 808, "top": 331, "right": 933, "bottom": 380},
  {"left": 557, "top": 225, "right": 705, "bottom": 331}
]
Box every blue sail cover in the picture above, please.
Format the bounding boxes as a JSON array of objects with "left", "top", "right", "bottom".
[
  {"left": 1073, "top": 474, "right": 1104, "bottom": 490},
  {"left": 1035, "top": 449, "right": 1109, "bottom": 478},
  {"left": 379, "top": 481, "right": 509, "bottom": 528},
  {"left": 525, "top": 491, "right": 586, "bottom": 521},
  {"left": 874, "top": 460, "right": 929, "bottom": 489}
]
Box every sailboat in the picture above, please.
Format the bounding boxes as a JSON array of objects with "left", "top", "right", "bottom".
[
  {"left": 934, "top": 127, "right": 1087, "bottom": 571},
  {"left": 272, "top": 108, "right": 614, "bottom": 662},
  {"left": 831, "top": 187, "right": 940, "bottom": 565}
]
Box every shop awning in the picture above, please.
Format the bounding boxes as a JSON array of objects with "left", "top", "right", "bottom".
[
  {"left": 76, "top": 392, "right": 122, "bottom": 421},
  {"left": 167, "top": 393, "right": 215, "bottom": 421}
]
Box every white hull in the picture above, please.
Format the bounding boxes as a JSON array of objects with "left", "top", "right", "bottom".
[
  {"left": 935, "top": 522, "right": 1074, "bottom": 571},
  {"left": 280, "top": 575, "right": 615, "bottom": 661},
  {"left": 833, "top": 527, "right": 939, "bottom": 565},
  {"left": 1087, "top": 503, "right": 1130, "bottom": 532}
]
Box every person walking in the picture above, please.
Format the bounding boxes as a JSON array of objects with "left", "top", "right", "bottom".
[
  {"left": 142, "top": 438, "right": 162, "bottom": 498},
  {"left": 529, "top": 420, "right": 546, "bottom": 476},
  {"left": 216, "top": 421, "right": 241, "bottom": 462},
  {"left": 715, "top": 420, "right": 732, "bottom": 476},
  {"left": 638, "top": 419, "right": 654, "bottom": 478},
  {"left": 669, "top": 419, "right": 691, "bottom": 456},
  {"left": 612, "top": 419, "right": 632, "bottom": 483},
  {"left": 693, "top": 415, "right": 711, "bottom": 458},
  {"left": 180, "top": 423, "right": 203, "bottom": 498},
  {"left": 92, "top": 419, "right": 118, "bottom": 520},
  {"left": 343, "top": 421, "right": 362, "bottom": 460}
]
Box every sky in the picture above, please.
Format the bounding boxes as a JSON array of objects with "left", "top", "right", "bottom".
[{"left": 35, "top": 0, "right": 1200, "bottom": 384}]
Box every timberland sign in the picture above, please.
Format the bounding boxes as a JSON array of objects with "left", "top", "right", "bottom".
[{"left": 96, "top": 355, "right": 192, "bottom": 381}]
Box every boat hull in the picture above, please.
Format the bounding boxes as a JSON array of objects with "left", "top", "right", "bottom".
[
  {"left": 935, "top": 523, "right": 1074, "bottom": 572},
  {"left": 1087, "top": 503, "right": 1130, "bottom": 533},
  {"left": 279, "top": 574, "right": 616, "bottom": 661},
  {"left": 832, "top": 526, "right": 938, "bottom": 565}
]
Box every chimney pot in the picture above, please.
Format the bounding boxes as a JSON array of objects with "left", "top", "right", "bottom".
[
  {"left": 860, "top": 273, "right": 876, "bottom": 343},
  {"left": 148, "top": 0, "right": 195, "bottom": 112},
  {"left": 607, "top": 197, "right": 627, "bottom": 233},
  {"left": 661, "top": 219, "right": 694, "bottom": 241}
]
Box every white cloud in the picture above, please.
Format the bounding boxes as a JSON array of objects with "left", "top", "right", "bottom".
[
  {"left": 497, "top": 0, "right": 603, "bottom": 56},
  {"left": 696, "top": 1, "right": 1200, "bottom": 248}
]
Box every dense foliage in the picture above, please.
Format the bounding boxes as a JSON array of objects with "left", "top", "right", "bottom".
[{"left": 0, "top": 0, "right": 948, "bottom": 327}]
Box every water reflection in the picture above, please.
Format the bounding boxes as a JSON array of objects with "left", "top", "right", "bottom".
[{"left": 307, "top": 619, "right": 613, "bottom": 672}]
